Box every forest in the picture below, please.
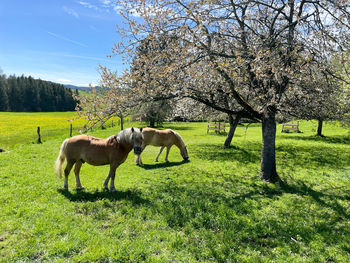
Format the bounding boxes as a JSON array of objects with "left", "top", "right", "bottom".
[{"left": 0, "top": 74, "right": 77, "bottom": 112}]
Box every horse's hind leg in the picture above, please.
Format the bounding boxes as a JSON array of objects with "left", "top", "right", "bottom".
[
  {"left": 74, "top": 160, "right": 84, "bottom": 190},
  {"left": 155, "top": 146, "right": 165, "bottom": 162},
  {"left": 164, "top": 146, "right": 172, "bottom": 162},
  {"left": 64, "top": 160, "right": 75, "bottom": 190}
]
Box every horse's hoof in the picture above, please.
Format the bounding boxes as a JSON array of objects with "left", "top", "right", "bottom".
[
  {"left": 110, "top": 188, "right": 117, "bottom": 193},
  {"left": 76, "top": 186, "right": 85, "bottom": 191}
]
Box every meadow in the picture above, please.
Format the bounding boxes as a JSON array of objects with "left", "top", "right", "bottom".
[
  {"left": 0, "top": 112, "right": 350, "bottom": 262},
  {"left": 0, "top": 112, "right": 120, "bottom": 148}
]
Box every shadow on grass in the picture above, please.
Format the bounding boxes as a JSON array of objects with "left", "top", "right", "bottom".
[
  {"left": 193, "top": 138, "right": 349, "bottom": 169},
  {"left": 139, "top": 160, "right": 188, "bottom": 170},
  {"left": 210, "top": 173, "right": 350, "bottom": 217},
  {"left": 279, "top": 179, "right": 350, "bottom": 217},
  {"left": 281, "top": 134, "right": 350, "bottom": 145},
  {"left": 277, "top": 143, "right": 350, "bottom": 169},
  {"left": 149, "top": 174, "right": 350, "bottom": 259},
  {"left": 57, "top": 188, "right": 149, "bottom": 205},
  {"left": 193, "top": 143, "right": 260, "bottom": 163}
]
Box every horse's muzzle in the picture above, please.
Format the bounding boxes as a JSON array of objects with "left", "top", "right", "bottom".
[{"left": 134, "top": 146, "right": 142, "bottom": 155}]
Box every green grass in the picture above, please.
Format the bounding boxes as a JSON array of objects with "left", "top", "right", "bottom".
[{"left": 0, "top": 117, "right": 350, "bottom": 262}]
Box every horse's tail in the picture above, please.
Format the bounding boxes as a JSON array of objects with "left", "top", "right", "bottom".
[{"left": 55, "top": 139, "right": 69, "bottom": 178}]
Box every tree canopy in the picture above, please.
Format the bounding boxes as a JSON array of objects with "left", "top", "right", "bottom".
[{"left": 111, "top": 0, "right": 350, "bottom": 181}]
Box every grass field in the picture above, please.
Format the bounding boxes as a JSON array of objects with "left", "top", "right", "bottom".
[
  {"left": 0, "top": 112, "right": 121, "bottom": 148},
  {"left": 0, "top": 114, "right": 350, "bottom": 262}
]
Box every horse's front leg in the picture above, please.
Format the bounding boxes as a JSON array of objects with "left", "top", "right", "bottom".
[
  {"left": 136, "top": 145, "right": 146, "bottom": 165},
  {"left": 136, "top": 154, "right": 142, "bottom": 165},
  {"left": 104, "top": 163, "right": 118, "bottom": 192},
  {"left": 103, "top": 173, "right": 111, "bottom": 191}
]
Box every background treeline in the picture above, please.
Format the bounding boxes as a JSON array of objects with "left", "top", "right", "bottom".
[{"left": 0, "top": 75, "right": 78, "bottom": 112}]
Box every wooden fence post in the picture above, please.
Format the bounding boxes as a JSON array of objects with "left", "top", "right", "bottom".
[
  {"left": 37, "top": 126, "right": 42, "bottom": 144},
  {"left": 70, "top": 124, "right": 73, "bottom": 137}
]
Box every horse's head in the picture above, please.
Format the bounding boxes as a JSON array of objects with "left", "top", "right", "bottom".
[
  {"left": 130, "top": 127, "right": 143, "bottom": 155},
  {"left": 181, "top": 145, "right": 189, "bottom": 161}
]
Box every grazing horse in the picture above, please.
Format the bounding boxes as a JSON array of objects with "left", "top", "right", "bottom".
[
  {"left": 136, "top": 128, "right": 188, "bottom": 165},
  {"left": 55, "top": 127, "right": 143, "bottom": 192}
]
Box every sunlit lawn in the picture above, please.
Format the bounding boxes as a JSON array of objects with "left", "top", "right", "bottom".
[
  {"left": 0, "top": 116, "right": 349, "bottom": 262},
  {"left": 0, "top": 112, "right": 120, "bottom": 147}
]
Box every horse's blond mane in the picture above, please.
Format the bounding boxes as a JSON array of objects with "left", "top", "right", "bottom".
[
  {"left": 117, "top": 128, "right": 132, "bottom": 144},
  {"left": 115, "top": 128, "right": 143, "bottom": 144},
  {"left": 173, "top": 131, "right": 185, "bottom": 148}
]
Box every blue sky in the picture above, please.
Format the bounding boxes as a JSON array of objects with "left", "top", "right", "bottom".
[{"left": 0, "top": 0, "right": 127, "bottom": 86}]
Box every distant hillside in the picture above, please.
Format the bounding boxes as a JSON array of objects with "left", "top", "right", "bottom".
[
  {"left": 64, "top": 84, "right": 92, "bottom": 92},
  {"left": 65, "top": 85, "right": 108, "bottom": 94}
]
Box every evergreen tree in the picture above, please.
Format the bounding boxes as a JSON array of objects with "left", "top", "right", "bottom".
[
  {"left": 0, "top": 75, "right": 9, "bottom": 111},
  {"left": 7, "top": 76, "right": 23, "bottom": 111},
  {"left": 0, "top": 74, "right": 76, "bottom": 112}
]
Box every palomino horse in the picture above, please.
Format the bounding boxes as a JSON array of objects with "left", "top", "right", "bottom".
[
  {"left": 55, "top": 127, "right": 143, "bottom": 192},
  {"left": 136, "top": 128, "right": 188, "bottom": 165}
]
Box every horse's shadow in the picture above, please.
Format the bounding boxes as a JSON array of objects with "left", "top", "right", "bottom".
[
  {"left": 139, "top": 160, "right": 189, "bottom": 170},
  {"left": 57, "top": 188, "right": 149, "bottom": 205}
]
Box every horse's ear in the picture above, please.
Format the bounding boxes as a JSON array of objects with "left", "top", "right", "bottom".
[
  {"left": 131, "top": 127, "right": 134, "bottom": 133},
  {"left": 140, "top": 128, "right": 143, "bottom": 132}
]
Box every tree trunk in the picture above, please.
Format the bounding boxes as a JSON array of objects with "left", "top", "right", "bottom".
[
  {"left": 259, "top": 110, "right": 279, "bottom": 182},
  {"left": 224, "top": 114, "right": 241, "bottom": 147},
  {"left": 317, "top": 119, "right": 323, "bottom": 137},
  {"left": 150, "top": 119, "right": 155, "bottom": 128},
  {"left": 120, "top": 115, "right": 124, "bottom": 130}
]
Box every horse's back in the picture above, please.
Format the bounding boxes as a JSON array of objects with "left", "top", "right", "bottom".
[
  {"left": 66, "top": 135, "right": 104, "bottom": 147},
  {"left": 143, "top": 128, "right": 176, "bottom": 146},
  {"left": 64, "top": 135, "right": 109, "bottom": 162}
]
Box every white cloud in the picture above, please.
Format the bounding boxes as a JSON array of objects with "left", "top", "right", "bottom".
[
  {"left": 63, "top": 6, "right": 79, "bottom": 18},
  {"left": 79, "top": 1, "right": 100, "bottom": 11},
  {"left": 100, "top": 0, "right": 112, "bottom": 6},
  {"left": 56, "top": 78, "right": 72, "bottom": 84}
]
